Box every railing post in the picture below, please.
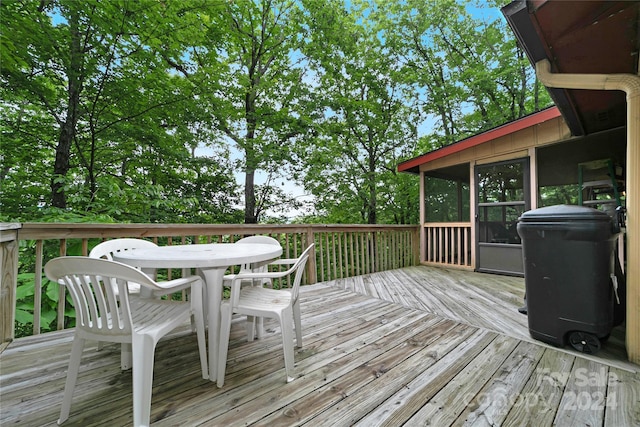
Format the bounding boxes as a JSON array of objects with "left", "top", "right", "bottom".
[
  {"left": 305, "top": 226, "right": 317, "bottom": 284},
  {"left": 412, "top": 225, "right": 420, "bottom": 265},
  {"left": 1, "top": 223, "right": 22, "bottom": 350}
]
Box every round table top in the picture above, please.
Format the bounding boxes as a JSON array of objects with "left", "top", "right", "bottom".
[{"left": 112, "top": 242, "right": 282, "bottom": 269}]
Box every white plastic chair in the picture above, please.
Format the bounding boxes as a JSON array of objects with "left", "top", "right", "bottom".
[
  {"left": 90, "top": 238, "right": 195, "bottom": 369},
  {"left": 89, "top": 238, "right": 159, "bottom": 290},
  {"left": 217, "top": 244, "right": 314, "bottom": 387},
  {"left": 229, "top": 235, "right": 282, "bottom": 340},
  {"left": 45, "top": 256, "right": 208, "bottom": 427},
  {"left": 233, "top": 235, "right": 281, "bottom": 276}
]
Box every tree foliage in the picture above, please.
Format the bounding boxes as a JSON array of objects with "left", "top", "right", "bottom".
[
  {"left": 1, "top": 0, "right": 552, "bottom": 225},
  {"left": 379, "top": 0, "right": 551, "bottom": 151},
  {"left": 297, "top": 0, "right": 420, "bottom": 224}
]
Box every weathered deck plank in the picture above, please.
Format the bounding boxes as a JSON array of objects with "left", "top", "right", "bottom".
[
  {"left": 604, "top": 367, "right": 640, "bottom": 427},
  {"left": 328, "top": 266, "right": 635, "bottom": 371},
  {"left": 402, "top": 334, "right": 519, "bottom": 426},
  {"left": 352, "top": 329, "right": 499, "bottom": 427},
  {"left": 253, "top": 317, "right": 461, "bottom": 426},
  {"left": 1, "top": 266, "right": 638, "bottom": 426},
  {"left": 453, "top": 340, "right": 546, "bottom": 426}
]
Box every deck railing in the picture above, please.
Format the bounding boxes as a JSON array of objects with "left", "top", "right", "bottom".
[
  {"left": 4, "top": 223, "right": 419, "bottom": 341},
  {"left": 422, "top": 222, "right": 473, "bottom": 268}
]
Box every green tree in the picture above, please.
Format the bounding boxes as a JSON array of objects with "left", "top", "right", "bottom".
[
  {"left": 185, "top": 0, "right": 316, "bottom": 223},
  {"left": 299, "top": 0, "right": 419, "bottom": 224},
  {"left": 380, "top": 0, "right": 552, "bottom": 151},
  {"left": 1, "top": 0, "right": 239, "bottom": 222},
  {"left": 1, "top": 0, "right": 555, "bottom": 226}
]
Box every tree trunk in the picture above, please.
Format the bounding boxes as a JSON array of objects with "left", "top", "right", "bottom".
[
  {"left": 51, "top": 8, "right": 83, "bottom": 208},
  {"left": 367, "top": 156, "right": 377, "bottom": 224},
  {"left": 243, "top": 122, "right": 258, "bottom": 223},
  {"left": 244, "top": 169, "right": 257, "bottom": 223}
]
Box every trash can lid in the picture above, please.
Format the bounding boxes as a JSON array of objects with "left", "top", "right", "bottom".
[{"left": 518, "top": 204, "right": 612, "bottom": 222}]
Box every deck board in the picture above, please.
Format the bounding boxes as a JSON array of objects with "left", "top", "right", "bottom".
[
  {"left": 327, "top": 266, "right": 635, "bottom": 371},
  {"left": 1, "top": 266, "right": 638, "bottom": 426}
]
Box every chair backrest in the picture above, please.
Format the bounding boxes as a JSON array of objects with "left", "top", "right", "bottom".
[
  {"left": 235, "top": 235, "right": 282, "bottom": 273},
  {"left": 44, "top": 257, "right": 159, "bottom": 338},
  {"left": 235, "top": 235, "right": 280, "bottom": 246},
  {"left": 89, "top": 238, "right": 157, "bottom": 261}
]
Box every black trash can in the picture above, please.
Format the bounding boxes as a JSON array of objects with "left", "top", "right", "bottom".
[{"left": 517, "top": 205, "right": 621, "bottom": 354}]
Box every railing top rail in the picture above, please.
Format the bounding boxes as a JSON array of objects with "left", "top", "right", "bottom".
[
  {"left": 1, "top": 223, "right": 22, "bottom": 243},
  {"left": 18, "top": 223, "right": 419, "bottom": 240},
  {"left": 1, "top": 223, "right": 22, "bottom": 231},
  {"left": 423, "top": 222, "right": 472, "bottom": 227}
]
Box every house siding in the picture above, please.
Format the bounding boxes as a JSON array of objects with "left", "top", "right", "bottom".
[{"left": 419, "top": 116, "right": 571, "bottom": 173}]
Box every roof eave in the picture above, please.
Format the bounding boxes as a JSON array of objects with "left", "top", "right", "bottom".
[
  {"left": 397, "top": 106, "right": 561, "bottom": 174},
  {"left": 501, "top": 0, "right": 585, "bottom": 136}
]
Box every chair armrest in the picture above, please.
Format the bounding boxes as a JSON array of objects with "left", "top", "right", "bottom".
[
  {"left": 268, "top": 258, "right": 297, "bottom": 266},
  {"left": 150, "top": 275, "right": 202, "bottom": 294},
  {"left": 224, "top": 269, "right": 290, "bottom": 282}
]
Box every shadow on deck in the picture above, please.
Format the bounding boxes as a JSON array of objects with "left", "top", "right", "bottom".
[{"left": 1, "top": 266, "right": 638, "bottom": 426}]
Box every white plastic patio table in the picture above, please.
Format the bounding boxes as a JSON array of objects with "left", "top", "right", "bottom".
[{"left": 113, "top": 243, "right": 282, "bottom": 381}]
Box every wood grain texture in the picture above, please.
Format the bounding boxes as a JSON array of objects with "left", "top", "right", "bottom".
[
  {"left": 0, "top": 234, "right": 19, "bottom": 343},
  {"left": 1, "top": 266, "right": 637, "bottom": 426}
]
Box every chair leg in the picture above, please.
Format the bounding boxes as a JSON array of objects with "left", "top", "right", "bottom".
[
  {"left": 132, "top": 334, "right": 156, "bottom": 427},
  {"left": 121, "top": 343, "right": 133, "bottom": 370},
  {"left": 280, "top": 308, "right": 296, "bottom": 383},
  {"left": 292, "top": 299, "right": 302, "bottom": 348},
  {"left": 185, "top": 288, "right": 196, "bottom": 333},
  {"left": 191, "top": 295, "right": 208, "bottom": 380},
  {"left": 256, "top": 316, "right": 264, "bottom": 339},
  {"left": 217, "top": 304, "right": 233, "bottom": 387},
  {"left": 245, "top": 316, "right": 256, "bottom": 342},
  {"left": 245, "top": 316, "right": 264, "bottom": 341},
  {"left": 58, "top": 336, "right": 86, "bottom": 425}
]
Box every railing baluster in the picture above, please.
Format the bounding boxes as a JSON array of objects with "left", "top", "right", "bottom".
[
  {"left": 422, "top": 223, "right": 472, "bottom": 268},
  {"left": 324, "top": 233, "right": 330, "bottom": 281},
  {"left": 349, "top": 233, "right": 355, "bottom": 277},
  {"left": 457, "top": 227, "right": 462, "bottom": 265},
  {"left": 359, "top": 233, "right": 365, "bottom": 275},
  {"left": 331, "top": 233, "right": 337, "bottom": 280},
  {"left": 371, "top": 232, "right": 376, "bottom": 273},
  {"left": 57, "top": 240, "right": 67, "bottom": 331},
  {"left": 318, "top": 234, "right": 325, "bottom": 282},
  {"left": 33, "top": 240, "right": 43, "bottom": 335},
  {"left": 337, "top": 232, "right": 344, "bottom": 279}
]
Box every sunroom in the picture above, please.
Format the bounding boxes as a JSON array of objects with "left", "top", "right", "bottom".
[{"left": 398, "top": 107, "right": 626, "bottom": 276}]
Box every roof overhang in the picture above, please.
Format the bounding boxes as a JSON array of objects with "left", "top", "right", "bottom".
[
  {"left": 397, "top": 107, "right": 561, "bottom": 174},
  {"left": 398, "top": 0, "right": 638, "bottom": 175},
  {"left": 502, "top": 0, "right": 639, "bottom": 136}
]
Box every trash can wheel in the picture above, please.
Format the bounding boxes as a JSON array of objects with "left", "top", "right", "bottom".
[{"left": 568, "top": 331, "right": 601, "bottom": 354}]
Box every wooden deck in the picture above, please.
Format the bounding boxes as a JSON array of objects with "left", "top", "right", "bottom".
[{"left": 1, "top": 266, "right": 638, "bottom": 426}]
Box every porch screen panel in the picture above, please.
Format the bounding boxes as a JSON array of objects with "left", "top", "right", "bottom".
[
  {"left": 477, "top": 160, "right": 528, "bottom": 244},
  {"left": 477, "top": 203, "right": 525, "bottom": 244},
  {"left": 424, "top": 176, "right": 470, "bottom": 222}
]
